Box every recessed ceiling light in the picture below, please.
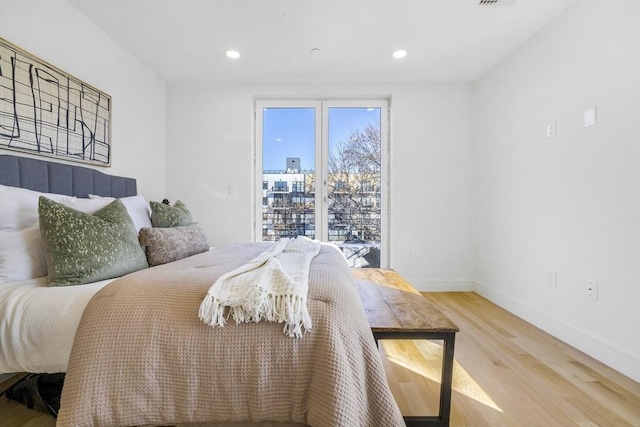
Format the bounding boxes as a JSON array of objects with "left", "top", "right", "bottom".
[
  {"left": 392, "top": 50, "right": 407, "bottom": 59},
  {"left": 225, "top": 50, "right": 240, "bottom": 59}
]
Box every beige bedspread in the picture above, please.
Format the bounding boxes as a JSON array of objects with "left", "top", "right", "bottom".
[{"left": 57, "top": 242, "right": 405, "bottom": 427}]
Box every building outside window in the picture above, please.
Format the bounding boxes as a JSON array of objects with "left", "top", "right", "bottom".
[
  {"left": 261, "top": 167, "right": 381, "bottom": 267},
  {"left": 292, "top": 181, "right": 304, "bottom": 193}
]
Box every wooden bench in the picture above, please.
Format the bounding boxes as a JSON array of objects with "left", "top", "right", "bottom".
[{"left": 352, "top": 268, "right": 459, "bottom": 427}]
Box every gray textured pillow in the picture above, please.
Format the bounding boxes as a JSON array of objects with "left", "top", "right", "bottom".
[
  {"left": 138, "top": 223, "right": 209, "bottom": 266},
  {"left": 150, "top": 200, "right": 196, "bottom": 228},
  {"left": 38, "top": 197, "right": 149, "bottom": 286}
]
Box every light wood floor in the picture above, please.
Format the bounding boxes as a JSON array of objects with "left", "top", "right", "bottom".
[
  {"left": 381, "top": 292, "right": 640, "bottom": 427},
  {"left": 1, "top": 292, "right": 638, "bottom": 426}
]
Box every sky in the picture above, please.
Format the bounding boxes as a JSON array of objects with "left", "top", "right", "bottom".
[{"left": 262, "top": 107, "right": 381, "bottom": 171}]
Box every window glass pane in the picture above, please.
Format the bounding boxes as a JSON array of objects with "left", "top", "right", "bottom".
[
  {"left": 261, "top": 108, "right": 315, "bottom": 241},
  {"left": 328, "top": 107, "right": 382, "bottom": 268}
]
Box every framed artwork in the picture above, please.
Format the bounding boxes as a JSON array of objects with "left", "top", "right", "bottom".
[{"left": 0, "top": 38, "right": 112, "bottom": 166}]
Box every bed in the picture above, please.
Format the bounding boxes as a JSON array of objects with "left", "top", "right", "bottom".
[{"left": 0, "top": 154, "right": 404, "bottom": 426}]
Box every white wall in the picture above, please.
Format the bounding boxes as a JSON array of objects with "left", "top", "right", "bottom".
[
  {"left": 474, "top": 1, "right": 640, "bottom": 382},
  {"left": 166, "top": 82, "right": 475, "bottom": 290},
  {"left": 0, "top": 0, "right": 166, "bottom": 202}
]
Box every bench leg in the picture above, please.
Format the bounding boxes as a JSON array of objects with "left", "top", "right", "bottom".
[
  {"left": 375, "top": 333, "right": 456, "bottom": 427},
  {"left": 438, "top": 333, "right": 456, "bottom": 426}
]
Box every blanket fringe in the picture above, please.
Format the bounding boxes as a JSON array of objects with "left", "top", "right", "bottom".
[
  {"left": 198, "top": 287, "right": 312, "bottom": 338},
  {"left": 198, "top": 295, "right": 229, "bottom": 327}
]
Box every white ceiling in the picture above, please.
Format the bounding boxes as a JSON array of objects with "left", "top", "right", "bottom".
[{"left": 68, "top": 0, "right": 575, "bottom": 83}]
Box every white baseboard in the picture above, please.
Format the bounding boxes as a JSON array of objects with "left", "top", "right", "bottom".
[
  {"left": 474, "top": 281, "right": 640, "bottom": 383},
  {"left": 409, "top": 280, "right": 475, "bottom": 292}
]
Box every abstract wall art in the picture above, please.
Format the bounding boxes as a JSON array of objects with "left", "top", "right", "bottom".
[{"left": 0, "top": 38, "right": 112, "bottom": 166}]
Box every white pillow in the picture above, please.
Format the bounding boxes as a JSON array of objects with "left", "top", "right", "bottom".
[
  {"left": 0, "top": 225, "right": 48, "bottom": 280},
  {"left": 0, "top": 185, "right": 112, "bottom": 284},
  {"left": 88, "top": 194, "right": 152, "bottom": 232}
]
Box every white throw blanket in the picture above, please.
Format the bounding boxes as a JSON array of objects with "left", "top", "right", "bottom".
[{"left": 198, "top": 236, "right": 321, "bottom": 337}]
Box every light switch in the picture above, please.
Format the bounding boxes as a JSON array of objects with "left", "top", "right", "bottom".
[
  {"left": 546, "top": 121, "right": 557, "bottom": 138},
  {"left": 584, "top": 106, "right": 597, "bottom": 127}
]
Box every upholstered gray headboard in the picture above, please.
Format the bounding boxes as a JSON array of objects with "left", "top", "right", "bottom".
[{"left": 0, "top": 155, "right": 137, "bottom": 197}]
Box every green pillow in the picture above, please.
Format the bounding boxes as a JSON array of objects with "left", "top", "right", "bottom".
[
  {"left": 150, "top": 200, "right": 196, "bottom": 228},
  {"left": 38, "top": 197, "right": 148, "bottom": 286}
]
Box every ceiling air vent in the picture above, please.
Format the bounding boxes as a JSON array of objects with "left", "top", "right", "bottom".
[{"left": 478, "top": 0, "right": 518, "bottom": 6}]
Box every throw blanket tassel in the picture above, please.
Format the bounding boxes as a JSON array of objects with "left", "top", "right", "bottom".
[
  {"left": 198, "top": 296, "right": 229, "bottom": 327},
  {"left": 199, "top": 236, "right": 321, "bottom": 338}
]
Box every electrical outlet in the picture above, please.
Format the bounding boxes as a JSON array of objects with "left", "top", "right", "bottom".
[
  {"left": 585, "top": 279, "right": 598, "bottom": 300},
  {"left": 547, "top": 271, "right": 557, "bottom": 287}
]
